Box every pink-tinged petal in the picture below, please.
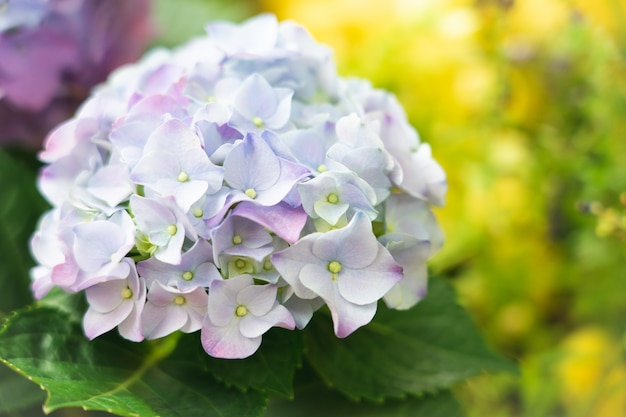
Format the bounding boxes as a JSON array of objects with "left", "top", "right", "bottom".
[
  {"left": 50, "top": 260, "right": 80, "bottom": 288},
  {"left": 30, "top": 231, "right": 65, "bottom": 269},
  {"left": 185, "top": 287, "right": 209, "bottom": 306},
  {"left": 201, "top": 316, "right": 261, "bottom": 359},
  {"left": 207, "top": 279, "right": 239, "bottom": 326},
  {"left": 141, "top": 301, "right": 169, "bottom": 338},
  {"left": 72, "top": 221, "right": 125, "bottom": 272},
  {"left": 383, "top": 264, "right": 427, "bottom": 311},
  {"left": 39, "top": 118, "right": 98, "bottom": 163},
  {"left": 118, "top": 301, "right": 145, "bottom": 342},
  {"left": 331, "top": 300, "right": 377, "bottom": 338},
  {"left": 146, "top": 281, "right": 177, "bottom": 306},
  {"left": 180, "top": 304, "right": 207, "bottom": 333},
  {"left": 142, "top": 303, "right": 188, "bottom": 340},
  {"left": 380, "top": 234, "right": 430, "bottom": 310},
  {"left": 236, "top": 284, "right": 277, "bottom": 316},
  {"left": 73, "top": 261, "right": 131, "bottom": 292},
  {"left": 83, "top": 300, "right": 133, "bottom": 340},
  {"left": 232, "top": 202, "right": 307, "bottom": 243},
  {"left": 30, "top": 266, "right": 55, "bottom": 300},
  {"left": 255, "top": 158, "right": 309, "bottom": 206},
  {"left": 84, "top": 277, "right": 127, "bottom": 313},
  {"left": 239, "top": 303, "right": 295, "bottom": 338}
]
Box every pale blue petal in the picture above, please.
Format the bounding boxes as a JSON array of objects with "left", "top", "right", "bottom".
[{"left": 236, "top": 284, "right": 277, "bottom": 316}]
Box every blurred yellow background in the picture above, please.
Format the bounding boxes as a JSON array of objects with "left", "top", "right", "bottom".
[{"left": 252, "top": 0, "right": 626, "bottom": 415}]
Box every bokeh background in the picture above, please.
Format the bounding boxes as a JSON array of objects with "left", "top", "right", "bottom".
[{"left": 3, "top": 0, "right": 626, "bottom": 416}]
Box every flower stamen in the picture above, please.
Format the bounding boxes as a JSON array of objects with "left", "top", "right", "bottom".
[
  {"left": 245, "top": 188, "right": 257, "bottom": 199},
  {"left": 121, "top": 287, "right": 133, "bottom": 299},
  {"left": 177, "top": 171, "right": 189, "bottom": 182},
  {"left": 252, "top": 117, "right": 264, "bottom": 128},
  {"left": 235, "top": 305, "right": 248, "bottom": 317}
]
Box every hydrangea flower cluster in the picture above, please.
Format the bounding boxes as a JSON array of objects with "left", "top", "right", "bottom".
[
  {"left": 30, "top": 14, "right": 447, "bottom": 359},
  {"left": 0, "top": 0, "right": 153, "bottom": 148}
]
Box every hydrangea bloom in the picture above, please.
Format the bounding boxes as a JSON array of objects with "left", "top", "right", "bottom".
[
  {"left": 0, "top": 0, "right": 153, "bottom": 148},
  {"left": 30, "top": 14, "right": 447, "bottom": 359}
]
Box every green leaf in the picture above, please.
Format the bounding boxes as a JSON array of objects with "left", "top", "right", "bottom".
[
  {"left": 304, "top": 278, "right": 517, "bottom": 401},
  {"left": 0, "top": 149, "right": 48, "bottom": 316},
  {"left": 264, "top": 364, "right": 464, "bottom": 417},
  {"left": 0, "top": 307, "right": 268, "bottom": 417},
  {"left": 203, "top": 328, "right": 303, "bottom": 398},
  {"left": 0, "top": 362, "right": 45, "bottom": 413}
]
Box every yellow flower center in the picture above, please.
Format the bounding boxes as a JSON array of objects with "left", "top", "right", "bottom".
[
  {"left": 177, "top": 171, "right": 189, "bottom": 182},
  {"left": 327, "top": 193, "right": 339, "bottom": 204},
  {"left": 166, "top": 224, "right": 178, "bottom": 236},
  {"left": 245, "top": 188, "right": 257, "bottom": 199},
  {"left": 193, "top": 208, "right": 203, "bottom": 218},
  {"left": 121, "top": 287, "right": 133, "bottom": 299},
  {"left": 328, "top": 261, "right": 342, "bottom": 274},
  {"left": 182, "top": 271, "right": 194, "bottom": 281},
  {"left": 174, "top": 296, "right": 186, "bottom": 305},
  {"left": 252, "top": 117, "right": 264, "bottom": 128},
  {"left": 235, "top": 305, "right": 248, "bottom": 317},
  {"left": 232, "top": 234, "right": 243, "bottom": 245}
]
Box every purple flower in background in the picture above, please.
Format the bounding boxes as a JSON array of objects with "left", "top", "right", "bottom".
[
  {"left": 29, "top": 14, "right": 447, "bottom": 358},
  {"left": 0, "top": 0, "right": 153, "bottom": 148}
]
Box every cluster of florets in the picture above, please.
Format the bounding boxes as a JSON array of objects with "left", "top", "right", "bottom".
[
  {"left": 30, "top": 14, "right": 446, "bottom": 359},
  {"left": 0, "top": 0, "right": 153, "bottom": 148}
]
